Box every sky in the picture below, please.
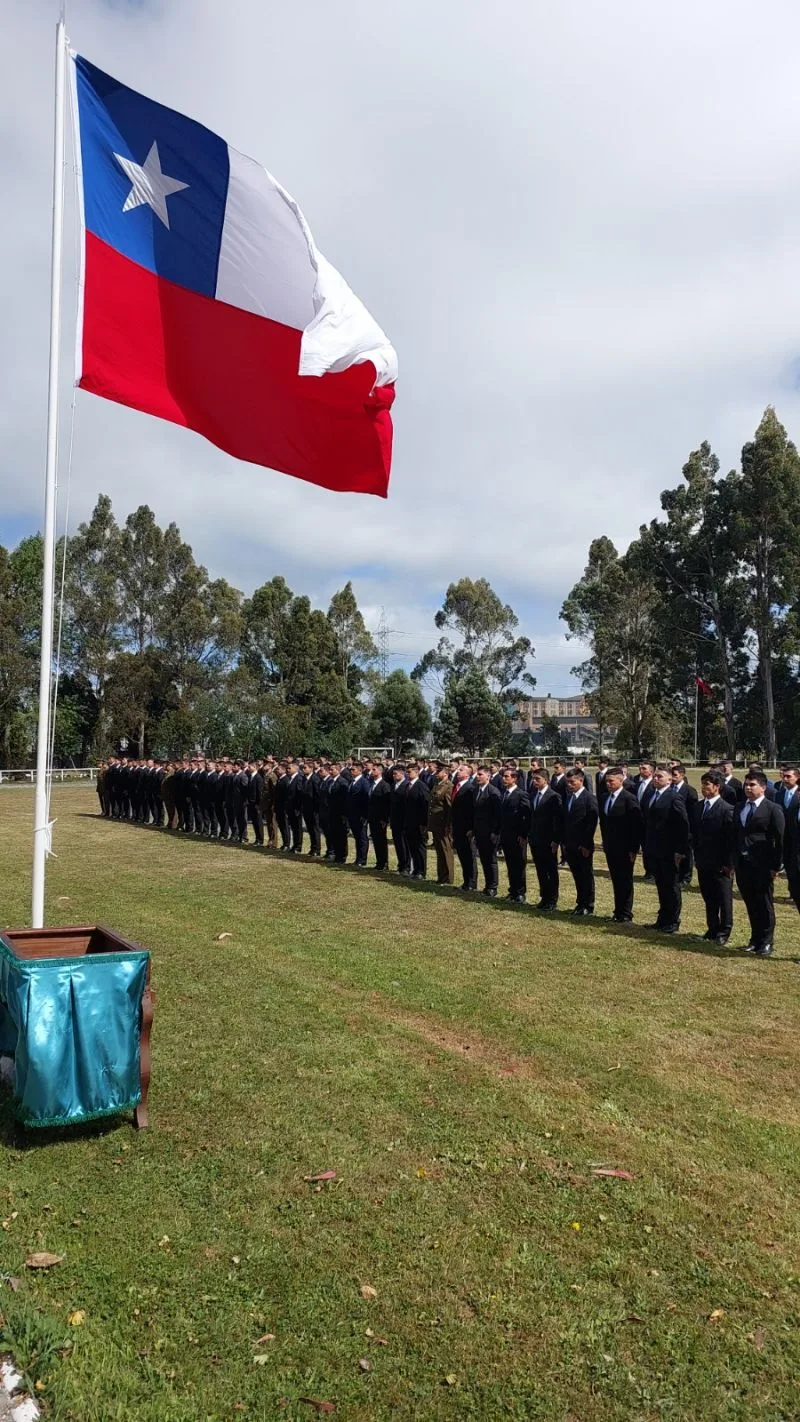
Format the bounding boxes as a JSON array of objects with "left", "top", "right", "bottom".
[{"left": 3, "top": 1, "right": 800, "bottom": 694}]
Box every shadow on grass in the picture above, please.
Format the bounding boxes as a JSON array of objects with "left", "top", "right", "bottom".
[
  {"left": 77, "top": 813, "right": 799, "bottom": 966},
  {"left": 0, "top": 1090, "right": 136, "bottom": 1150}
]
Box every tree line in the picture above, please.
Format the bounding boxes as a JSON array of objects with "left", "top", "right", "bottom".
[
  {"left": 561, "top": 406, "right": 800, "bottom": 762},
  {"left": 1, "top": 405, "right": 797, "bottom": 766},
  {"left": 0, "top": 497, "right": 528, "bottom": 765}
]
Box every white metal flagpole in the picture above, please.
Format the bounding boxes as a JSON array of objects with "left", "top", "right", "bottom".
[{"left": 32, "top": 17, "right": 68, "bottom": 929}]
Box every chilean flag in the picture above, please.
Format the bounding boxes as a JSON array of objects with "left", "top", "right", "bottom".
[{"left": 69, "top": 55, "right": 396, "bottom": 497}]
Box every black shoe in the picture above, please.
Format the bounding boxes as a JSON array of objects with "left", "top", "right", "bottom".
[
  {"left": 512, "top": 894, "right": 526, "bottom": 905},
  {"left": 715, "top": 933, "right": 730, "bottom": 945},
  {"left": 573, "top": 907, "right": 591, "bottom": 916},
  {"left": 752, "top": 943, "right": 773, "bottom": 958},
  {"left": 702, "top": 930, "right": 716, "bottom": 941},
  {"left": 642, "top": 874, "right": 655, "bottom": 884},
  {"left": 661, "top": 923, "right": 679, "bottom": 935},
  {"left": 482, "top": 887, "right": 497, "bottom": 898}
]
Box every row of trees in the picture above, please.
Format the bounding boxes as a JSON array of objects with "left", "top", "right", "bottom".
[
  {"left": 4, "top": 405, "right": 798, "bottom": 765},
  {"left": 561, "top": 407, "right": 800, "bottom": 760},
  {"left": 3, "top": 498, "right": 532, "bottom": 764},
  {"left": 0, "top": 496, "right": 435, "bottom": 764}
]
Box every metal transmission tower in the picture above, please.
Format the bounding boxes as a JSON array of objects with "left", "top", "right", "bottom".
[{"left": 374, "top": 607, "right": 402, "bottom": 681}]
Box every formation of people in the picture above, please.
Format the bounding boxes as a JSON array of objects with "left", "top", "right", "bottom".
[{"left": 95, "top": 752, "right": 798, "bottom": 958}]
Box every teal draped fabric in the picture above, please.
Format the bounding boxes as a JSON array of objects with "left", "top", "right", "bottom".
[{"left": 0, "top": 937, "right": 149, "bottom": 1127}]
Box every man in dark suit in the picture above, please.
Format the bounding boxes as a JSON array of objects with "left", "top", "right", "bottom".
[
  {"left": 632, "top": 761, "right": 657, "bottom": 880},
  {"left": 347, "top": 761, "right": 371, "bottom": 867},
  {"left": 550, "top": 760, "right": 569, "bottom": 866},
  {"left": 720, "top": 761, "right": 745, "bottom": 805},
  {"left": 562, "top": 768, "right": 598, "bottom": 915},
  {"left": 300, "top": 763, "right": 322, "bottom": 856},
  {"left": 777, "top": 766, "right": 800, "bottom": 906},
  {"left": 499, "top": 767, "right": 530, "bottom": 903},
  {"left": 246, "top": 761, "right": 265, "bottom": 845},
  {"left": 233, "top": 760, "right": 250, "bottom": 842},
  {"left": 328, "top": 762, "right": 350, "bottom": 863},
  {"left": 598, "top": 766, "right": 642, "bottom": 922},
  {"left": 203, "top": 760, "right": 220, "bottom": 838},
  {"left": 670, "top": 763, "right": 698, "bottom": 886},
  {"left": 452, "top": 766, "right": 477, "bottom": 890},
  {"left": 734, "top": 770, "right": 785, "bottom": 957},
  {"left": 595, "top": 757, "right": 611, "bottom": 801},
  {"left": 643, "top": 765, "right": 690, "bottom": 933},
  {"left": 367, "top": 763, "right": 392, "bottom": 870},
  {"left": 403, "top": 762, "right": 430, "bottom": 878},
  {"left": 527, "top": 766, "right": 562, "bottom": 910},
  {"left": 489, "top": 760, "right": 504, "bottom": 793},
  {"left": 692, "top": 769, "right": 735, "bottom": 944},
  {"left": 285, "top": 761, "right": 304, "bottom": 853},
  {"left": 390, "top": 766, "right": 410, "bottom": 873},
  {"left": 472, "top": 766, "right": 502, "bottom": 897}
]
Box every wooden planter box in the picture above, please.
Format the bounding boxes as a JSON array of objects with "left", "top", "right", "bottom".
[{"left": 0, "top": 925, "right": 153, "bottom": 1129}]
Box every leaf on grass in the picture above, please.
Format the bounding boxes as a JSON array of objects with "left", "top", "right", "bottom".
[
  {"left": 5, "top": 1277, "right": 21, "bottom": 1292},
  {"left": 708, "top": 1308, "right": 725, "bottom": 1322},
  {"left": 626, "top": 1313, "right": 645, "bottom": 1324},
  {"left": 444, "top": 1374, "right": 457, "bottom": 1386},
  {"left": 157, "top": 1236, "right": 170, "bottom": 1249},
  {"left": 359, "top": 1284, "right": 378, "bottom": 1300},
  {"left": 26, "top": 1252, "right": 63, "bottom": 1269},
  {"left": 255, "top": 1333, "right": 275, "bottom": 1344},
  {"left": 253, "top": 1354, "right": 270, "bottom": 1366},
  {"left": 215, "top": 932, "right": 233, "bottom": 941},
  {"left": 358, "top": 1358, "right": 371, "bottom": 1373},
  {"left": 592, "top": 1169, "right": 635, "bottom": 1181},
  {"left": 67, "top": 1310, "right": 86, "bottom": 1326},
  {"left": 304, "top": 1170, "right": 337, "bottom": 1183},
  {"left": 299, "top": 1401, "right": 336, "bottom": 1415},
  {"left": 747, "top": 1328, "right": 766, "bottom": 1351}
]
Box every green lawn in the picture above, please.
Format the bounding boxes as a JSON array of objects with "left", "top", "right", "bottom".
[{"left": 1, "top": 786, "right": 799, "bottom": 1421}]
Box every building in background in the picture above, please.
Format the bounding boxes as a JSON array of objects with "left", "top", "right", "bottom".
[{"left": 513, "top": 695, "right": 606, "bottom": 753}]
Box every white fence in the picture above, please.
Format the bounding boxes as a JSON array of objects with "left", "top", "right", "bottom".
[{"left": 0, "top": 767, "right": 96, "bottom": 785}]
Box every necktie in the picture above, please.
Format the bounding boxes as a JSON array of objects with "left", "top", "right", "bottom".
[
  {"left": 534, "top": 791, "right": 541, "bottom": 810},
  {"left": 744, "top": 803, "right": 754, "bottom": 828},
  {"left": 702, "top": 799, "right": 709, "bottom": 818},
  {"left": 568, "top": 794, "right": 575, "bottom": 812},
  {"left": 605, "top": 794, "right": 613, "bottom": 814}
]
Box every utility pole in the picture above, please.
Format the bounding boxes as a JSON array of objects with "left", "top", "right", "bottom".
[{"left": 374, "top": 607, "right": 402, "bottom": 681}]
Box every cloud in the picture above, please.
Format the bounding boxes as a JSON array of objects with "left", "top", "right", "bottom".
[{"left": 4, "top": 0, "right": 800, "bottom": 695}]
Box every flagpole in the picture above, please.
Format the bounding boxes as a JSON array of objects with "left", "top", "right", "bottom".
[
  {"left": 693, "top": 674, "right": 699, "bottom": 766},
  {"left": 32, "top": 17, "right": 67, "bottom": 929}
]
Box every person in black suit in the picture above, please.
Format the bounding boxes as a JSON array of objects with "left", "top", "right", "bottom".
[
  {"left": 598, "top": 766, "right": 642, "bottom": 922},
  {"left": 632, "top": 761, "right": 656, "bottom": 880},
  {"left": 747, "top": 762, "right": 775, "bottom": 800},
  {"left": 389, "top": 767, "right": 410, "bottom": 873},
  {"left": 720, "top": 761, "right": 744, "bottom": 805},
  {"left": 776, "top": 766, "right": 800, "bottom": 905},
  {"left": 562, "top": 769, "right": 598, "bottom": 914},
  {"left": 472, "top": 766, "right": 502, "bottom": 897},
  {"left": 233, "top": 760, "right": 250, "bottom": 842},
  {"left": 403, "top": 762, "right": 430, "bottom": 878},
  {"left": 670, "top": 763, "right": 698, "bottom": 886},
  {"left": 499, "top": 768, "right": 531, "bottom": 903},
  {"left": 692, "top": 769, "right": 735, "bottom": 944},
  {"left": 550, "top": 759, "right": 569, "bottom": 867},
  {"left": 328, "top": 762, "right": 350, "bottom": 863},
  {"left": 643, "top": 765, "right": 690, "bottom": 933},
  {"left": 488, "top": 759, "right": 504, "bottom": 793},
  {"left": 347, "top": 762, "right": 371, "bottom": 867},
  {"left": 452, "top": 767, "right": 477, "bottom": 890},
  {"left": 300, "top": 763, "right": 321, "bottom": 856},
  {"left": 284, "top": 762, "right": 304, "bottom": 852},
  {"left": 527, "top": 766, "right": 562, "bottom": 910},
  {"left": 595, "top": 757, "right": 611, "bottom": 801},
  {"left": 314, "top": 765, "right": 331, "bottom": 857},
  {"left": 246, "top": 761, "right": 265, "bottom": 845},
  {"left": 734, "top": 770, "right": 785, "bottom": 957},
  {"left": 367, "top": 764, "right": 392, "bottom": 870},
  {"left": 572, "top": 757, "right": 590, "bottom": 789}
]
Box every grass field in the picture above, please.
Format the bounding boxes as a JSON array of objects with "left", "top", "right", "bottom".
[{"left": 1, "top": 786, "right": 799, "bottom": 1421}]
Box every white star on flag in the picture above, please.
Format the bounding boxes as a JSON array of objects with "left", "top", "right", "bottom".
[{"left": 113, "top": 141, "right": 189, "bottom": 229}]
